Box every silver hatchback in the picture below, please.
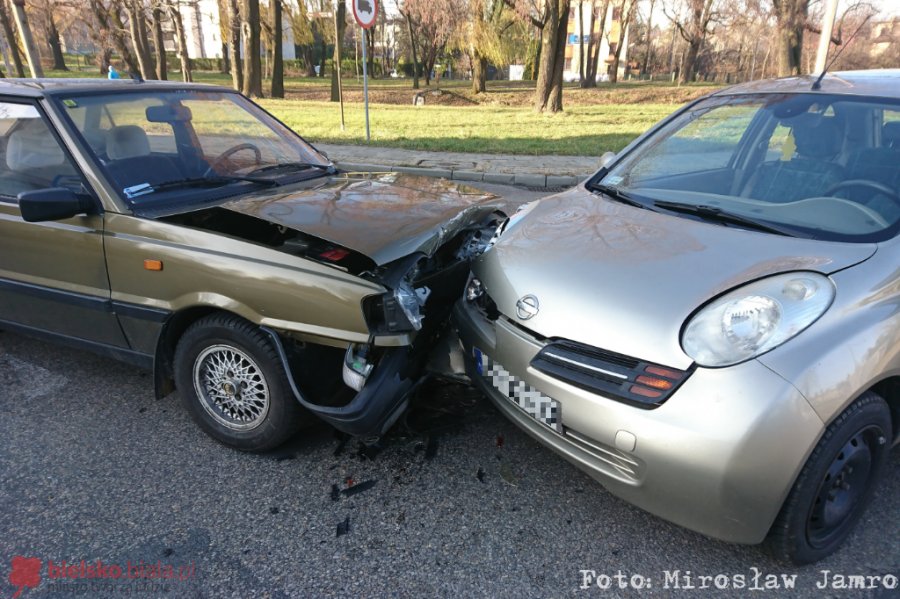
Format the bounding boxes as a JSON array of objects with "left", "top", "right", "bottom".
[{"left": 455, "top": 70, "right": 900, "bottom": 564}]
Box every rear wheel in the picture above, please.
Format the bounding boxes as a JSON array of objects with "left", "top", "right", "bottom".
[
  {"left": 766, "top": 392, "right": 892, "bottom": 564},
  {"left": 174, "top": 313, "right": 302, "bottom": 452}
]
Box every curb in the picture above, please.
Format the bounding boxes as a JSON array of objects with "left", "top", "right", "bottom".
[{"left": 337, "top": 161, "right": 588, "bottom": 189}]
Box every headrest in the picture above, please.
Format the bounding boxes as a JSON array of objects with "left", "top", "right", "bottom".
[
  {"left": 790, "top": 114, "right": 841, "bottom": 159},
  {"left": 883, "top": 121, "right": 900, "bottom": 149},
  {"left": 106, "top": 125, "right": 150, "bottom": 160},
  {"left": 6, "top": 120, "right": 65, "bottom": 171}
]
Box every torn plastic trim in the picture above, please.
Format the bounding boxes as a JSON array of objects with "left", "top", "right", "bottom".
[{"left": 262, "top": 326, "right": 416, "bottom": 436}]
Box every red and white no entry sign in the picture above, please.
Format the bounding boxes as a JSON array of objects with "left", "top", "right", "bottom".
[{"left": 352, "top": 0, "right": 379, "bottom": 29}]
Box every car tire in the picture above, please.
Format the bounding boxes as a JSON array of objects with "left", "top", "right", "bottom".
[
  {"left": 174, "top": 313, "right": 303, "bottom": 452},
  {"left": 766, "top": 391, "right": 892, "bottom": 565}
]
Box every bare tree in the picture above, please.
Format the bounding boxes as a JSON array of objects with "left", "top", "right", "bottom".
[
  {"left": 771, "top": 0, "right": 806, "bottom": 76},
  {"left": 242, "top": 0, "right": 262, "bottom": 96},
  {"left": 534, "top": 0, "right": 570, "bottom": 113},
  {"left": 35, "top": 0, "right": 68, "bottom": 70},
  {"left": 10, "top": 0, "right": 44, "bottom": 77},
  {"left": 0, "top": 1, "right": 25, "bottom": 77},
  {"left": 329, "top": 0, "right": 346, "bottom": 100},
  {"left": 608, "top": 0, "right": 636, "bottom": 82},
  {"left": 665, "top": 0, "right": 718, "bottom": 84},
  {"left": 272, "top": 0, "right": 284, "bottom": 98},
  {"left": 165, "top": 0, "right": 193, "bottom": 81},
  {"left": 584, "top": 0, "right": 611, "bottom": 87},
  {"left": 151, "top": 3, "right": 168, "bottom": 80},
  {"left": 125, "top": 0, "right": 155, "bottom": 79},
  {"left": 228, "top": 0, "right": 243, "bottom": 89}
]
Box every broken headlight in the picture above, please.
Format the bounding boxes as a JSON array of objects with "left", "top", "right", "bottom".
[{"left": 363, "top": 257, "right": 432, "bottom": 334}]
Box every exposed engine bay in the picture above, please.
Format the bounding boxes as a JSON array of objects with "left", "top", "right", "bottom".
[{"left": 160, "top": 204, "right": 507, "bottom": 436}]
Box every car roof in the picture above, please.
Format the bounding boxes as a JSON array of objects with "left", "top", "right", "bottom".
[
  {"left": 711, "top": 69, "right": 900, "bottom": 99},
  {"left": 0, "top": 78, "right": 231, "bottom": 98}
]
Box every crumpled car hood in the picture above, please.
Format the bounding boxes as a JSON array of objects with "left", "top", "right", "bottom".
[
  {"left": 221, "top": 172, "right": 504, "bottom": 265},
  {"left": 474, "top": 187, "right": 877, "bottom": 369}
]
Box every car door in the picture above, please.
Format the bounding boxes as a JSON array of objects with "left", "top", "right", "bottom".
[{"left": 0, "top": 98, "right": 128, "bottom": 348}]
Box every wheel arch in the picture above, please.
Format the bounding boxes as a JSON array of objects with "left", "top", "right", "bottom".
[
  {"left": 153, "top": 306, "right": 239, "bottom": 399},
  {"left": 870, "top": 376, "right": 900, "bottom": 446}
]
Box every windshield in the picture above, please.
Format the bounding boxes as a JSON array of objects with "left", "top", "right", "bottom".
[
  {"left": 56, "top": 89, "right": 331, "bottom": 206},
  {"left": 596, "top": 93, "right": 900, "bottom": 242}
]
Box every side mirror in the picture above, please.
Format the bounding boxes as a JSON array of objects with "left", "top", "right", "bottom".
[
  {"left": 18, "top": 187, "right": 95, "bottom": 223},
  {"left": 598, "top": 151, "right": 617, "bottom": 169}
]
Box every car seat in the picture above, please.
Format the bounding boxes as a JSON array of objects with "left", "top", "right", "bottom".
[{"left": 744, "top": 113, "right": 845, "bottom": 203}]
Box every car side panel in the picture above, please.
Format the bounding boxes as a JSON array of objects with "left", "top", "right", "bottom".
[
  {"left": 102, "top": 212, "right": 383, "bottom": 354},
  {"left": 0, "top": 205, "right": 128, "bottom": 347}
]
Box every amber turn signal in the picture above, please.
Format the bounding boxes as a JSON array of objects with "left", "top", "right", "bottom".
[{"left": 143, "top": 259, "right": 163, "bottom": 271}]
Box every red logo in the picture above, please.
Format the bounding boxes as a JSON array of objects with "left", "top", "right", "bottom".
[{"left": 8, "top": 557, "right": 41, "bottom": 598}]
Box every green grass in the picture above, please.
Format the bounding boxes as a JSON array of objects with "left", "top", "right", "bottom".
[
  {"left": 260, "top": 99, "right": 675, "bottom": 155},
  {"left": 37, "top": 67, "right": 690, "bottom": 155}
]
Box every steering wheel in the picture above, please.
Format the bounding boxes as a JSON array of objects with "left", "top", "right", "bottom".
[
  {"left": 204, "top": 143, "right": 262, "bottom": 176},
  {"left": 825, "top": 179, "right": 900, "bottom": 204}
]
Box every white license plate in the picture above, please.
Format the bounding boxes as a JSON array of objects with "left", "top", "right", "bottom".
[{"left": 474, "top": 348, "right": 561, "bottom": 433}]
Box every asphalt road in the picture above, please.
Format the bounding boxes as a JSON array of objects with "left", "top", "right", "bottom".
[{"left": 1, "top": 183, "right": 898, "bottom": 599}]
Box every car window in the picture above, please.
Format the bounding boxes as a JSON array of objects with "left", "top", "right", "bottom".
[
  {"left": 58, "top": 90, "right": 330, "bottom": 206},
  {"left": 600, "top": 93, "right": 900, "bottom": 242},
  {"left": 626, "top": 104, "right": 758, "bottom": 181},
  {"left": 0, "top": 102, "right": 82, "bottom": 202}
]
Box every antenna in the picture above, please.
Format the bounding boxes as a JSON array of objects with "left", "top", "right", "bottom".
[{"left": 812, "top": 14, "right": 874, "bottom": 90}]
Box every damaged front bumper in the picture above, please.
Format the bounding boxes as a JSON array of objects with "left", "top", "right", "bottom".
[{"left": 264, "top": 327, "right": 420, "bottom": 436}]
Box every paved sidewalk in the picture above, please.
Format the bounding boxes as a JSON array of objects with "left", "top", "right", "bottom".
[{"left": 316, "top": 143, "right": 601, "bottom": 188}]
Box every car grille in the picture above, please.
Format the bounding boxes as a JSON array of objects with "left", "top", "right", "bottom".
[{"left": 530, "top": 339, "right": 690, "bottom": 408}]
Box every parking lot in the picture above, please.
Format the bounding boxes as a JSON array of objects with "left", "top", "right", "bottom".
[{"left": 1, "top": 182, "right": 898, "bottom": 599}]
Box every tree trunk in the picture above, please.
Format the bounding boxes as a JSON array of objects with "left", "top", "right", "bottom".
[
  {"left": 228, "top": 0, "right": 242, "bottom": 89},
  {"left": 242, "top": 0, "right": 262, "bottom": 96},
  {"left": 679, "top": 39, "right": 701, "bottom": 83},
  {"left": 221, "top": 43, "right": 230, "bottom": 74},
  {"left": 773, "top": 0, "right": 807, "bottom": 77},
  {"left": 642, "top": 0, "right": 655, "bottom": 75},
  {"left": 585, "top": 1, "right": 610, "bottom": 87},
  {"left": 272, "top": 0, "right": 284, "bottom": 98},
  {"left": 10, "top": 0, "right": 44, "bottom": 77},
  {"left": 0, "top": 3, "right": 25, "bottom": 77},
  {"left": 166, "top": 1, "right": 193, "bottom": 82},
  {"left": 152, "top": 7, "right": 168, "bottom": 80},
  {"left": 403, "top": 11, "right": 419, "bottom": 89},
  {"left": 100, "top": 2, "right": 140, "bottom": 75},
  {"left": 300, "top": 45, "right": 315, "bottom": 76},
  {"left": 45, "top": 4, "right": 67, "bottom": 71},
  {"left": 126, "top": 0, "right": 155, "bottom": 79},
  {"left": 329, "top": 0, "right": 345, "bottom": 101},
  {"left": 317, "top": 33, "right": 326, "bottom": 78},
  {"left": 535, "top": 0, "right": 570, "bottom": 113},
  {"left": 472, "top": 54, "right": 487, "bottom": 93},
  {"left": 609, "top": 0, "right": 634, "bottom": 83},
  {"left": 578, "top": 0, "right": 585, "bottom": 83}
]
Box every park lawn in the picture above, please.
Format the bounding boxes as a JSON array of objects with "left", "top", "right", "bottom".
[
  {"left": 38, "top": 67, "right": 695, "bottom": 155},
  {"left": 259, "top": 99, "right": 678, "bottom": 155}
]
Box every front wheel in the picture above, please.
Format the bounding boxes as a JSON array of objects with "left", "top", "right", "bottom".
[
  {"left": 766, "top": 391, "right": 892, "bottom": 564},
  {"left": 174, "top": 313, "right": 302, "bottom": 452}
]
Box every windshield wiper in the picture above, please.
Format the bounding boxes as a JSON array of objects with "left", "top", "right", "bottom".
[
  {"left": 140, "top": 175, "right": 280, "bottom": 195},
  {"left": 248, "top": 161, "right": 335, "bottom": 176},
  {"left": 654, "top": 201, "right": 808, "bottom": 238},
  {"left": 589, "top": 183, "right": 652, "bottom": 210}
]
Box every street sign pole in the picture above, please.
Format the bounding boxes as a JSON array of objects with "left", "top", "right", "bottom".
[
  {"left": 362, "top": 27, "right": 370, "bottom": 142},
  {"left": 352, "top": 0, "right": 378, "bottom": 144}
]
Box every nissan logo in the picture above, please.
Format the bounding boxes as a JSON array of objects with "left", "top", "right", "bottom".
[{"left": 516, "top": 295, "right": 540, "bottom": 320}]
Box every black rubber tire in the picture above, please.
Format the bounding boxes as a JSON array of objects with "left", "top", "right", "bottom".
[
  {"left": 766, "top": 391, "right": 892, "bottom": 565},
  {"left": 173, "top": 313, "right": 303, "bottom": 452}
]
